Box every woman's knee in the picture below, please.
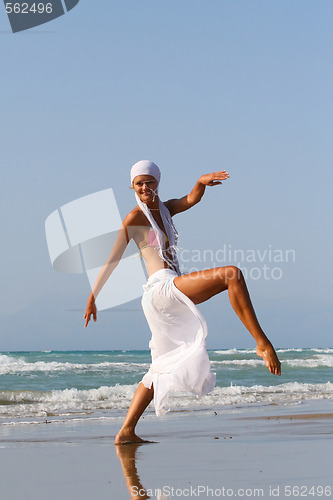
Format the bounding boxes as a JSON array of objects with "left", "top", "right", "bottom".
[{"left": 220, "top": 266, "right": 243, "bottom": 283}]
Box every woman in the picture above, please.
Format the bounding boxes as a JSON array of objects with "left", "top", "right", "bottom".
[{"left": 84, "top": 160, "right": 281, "bottom": 445}]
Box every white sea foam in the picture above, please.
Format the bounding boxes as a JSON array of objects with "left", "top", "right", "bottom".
[
  {"left": 276, "top": 348, "right": 304, "bottom": 353},
  {"left": 2, "top": 351, "right": 333, "bottom": 377},
  {"left": 0, "top": 384, "right": 138, "bottom": 419},
  {"left": 312, "top": 348, "right": 333, "bottom": 354},
  {"left": 169, "top": 381, "right": 333, "bottom": 410},
  {"left": 211, "top": 355, "right": 333, "bottom": 369},
  {"left": 211, "top": 359, "right": 263, "bottom": 367},
  {"left": 1, "top": 381, "right": 333, "bottom": 421},
  {"left": 212, "top": 349, "right": 256, "bottom": 355},
  {"left": 212, "top": 348, "right": 330, "bottom": 355},
  {"left": 285, "top": 355, "right": 333, "bottom": 368},
  {"left": 0, "top": 354, "right": 149, "bottom": 375}
]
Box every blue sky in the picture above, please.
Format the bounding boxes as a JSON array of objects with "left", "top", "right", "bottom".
[{"left": 1, "top": 1, "right": 332, "bottom": 351}]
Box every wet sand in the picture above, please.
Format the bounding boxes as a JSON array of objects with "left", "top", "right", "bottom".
[{"left": 0, "top": 400, "right": 332, "bottom": 499}]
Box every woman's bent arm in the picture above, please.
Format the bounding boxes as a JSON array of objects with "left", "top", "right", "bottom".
[{"left": 166, "top": 171, "right": 230, "bottom": 216}]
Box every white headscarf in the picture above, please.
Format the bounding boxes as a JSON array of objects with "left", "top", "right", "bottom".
[{"left": 130, "top": 160, "right": 180, "bottom": 275}]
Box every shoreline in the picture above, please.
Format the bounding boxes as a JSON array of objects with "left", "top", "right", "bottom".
[
  {"left": 1, "top": 396, "right": 333, "bottom": 427},
  {"left": 1, "top": 348, "right": 333, "bottom": 424}
]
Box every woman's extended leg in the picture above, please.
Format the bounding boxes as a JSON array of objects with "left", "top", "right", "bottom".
[
  {"left": 174, "top": 266, "right": 281, "bottom": 375},
  {"left": 115, "top": 383, "right": 154, "bottom": 444}
]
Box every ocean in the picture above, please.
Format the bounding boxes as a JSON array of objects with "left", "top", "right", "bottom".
[{"left": 0, "top": 348, "right": 332, "bottom": 426}]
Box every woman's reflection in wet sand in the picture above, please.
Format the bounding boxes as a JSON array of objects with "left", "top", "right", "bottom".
[{"left": 116, "top": 443, "right": 150, "bottom": 500}]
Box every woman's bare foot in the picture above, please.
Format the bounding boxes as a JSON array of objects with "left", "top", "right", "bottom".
[
  {"left": 115, "top": 428, "right": 152, "bottom": 445},
  {"left": 257, "top": 343, "right": 281, "bottom": 375}
]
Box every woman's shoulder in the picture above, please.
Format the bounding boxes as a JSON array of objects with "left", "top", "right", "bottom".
[{"left": 123, "top": 206, "right": 148, "bottom": 228}]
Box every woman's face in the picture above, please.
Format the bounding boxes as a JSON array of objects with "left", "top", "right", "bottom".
[{"left": 133, "top": 175, "right": 158, "bottom": 203}]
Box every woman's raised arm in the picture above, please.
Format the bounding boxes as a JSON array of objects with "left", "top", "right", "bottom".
[{"left": 165, "top": 171, "right": 230, "bottom": 216}]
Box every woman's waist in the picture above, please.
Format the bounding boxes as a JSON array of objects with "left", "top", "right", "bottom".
[
  {"left": 139, "top": 248, "right": 177, "bottom": 277},
  {"left": 144, "top": 268, "right": 179, "bottom": 289}
]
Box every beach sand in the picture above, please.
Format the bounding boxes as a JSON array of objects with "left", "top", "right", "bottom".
[{"left": 0, "top": 400, "right": 332, "bottom": 499}]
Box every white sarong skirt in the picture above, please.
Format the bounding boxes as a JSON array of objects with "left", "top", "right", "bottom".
[{"left": 141, "top": 268, "right": 216, "bottom": 416}]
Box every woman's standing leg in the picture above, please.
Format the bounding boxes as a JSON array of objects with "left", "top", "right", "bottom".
[
  {"left": 115, "top": 383, "right": 154, "bottom": 444},
  {"left": 174, "top": 266, "right": 281, "bottom": 375}
]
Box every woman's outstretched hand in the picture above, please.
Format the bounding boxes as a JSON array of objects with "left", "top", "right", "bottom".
[
  {"left": 200, "top": 171, "right": 230, "bottom": 186},
  {"left": 84, "top": 296, "right": 97, "bottom": 327}
]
